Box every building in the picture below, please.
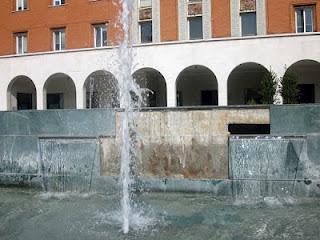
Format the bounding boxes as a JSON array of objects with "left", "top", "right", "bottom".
[{"left": 0, "top": 0, "right": 319, "bottom": 111}]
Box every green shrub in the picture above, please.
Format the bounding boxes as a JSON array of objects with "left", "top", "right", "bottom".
[
  {"left": 281, "top": 71, "right": 299, "bottom": 104},
  {"left": 259, "top": 69, "right": 278, "bottom": 104}
]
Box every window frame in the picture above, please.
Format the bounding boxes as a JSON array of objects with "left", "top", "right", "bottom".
[
  {"left": 93, "top": 24, "right": 107, "bottom": 48},
  {"left": 52, "top": 29, "right": 65, "bottom": 51},
  {"left": 16, "top": 0, "right": 28, "bottom": 11},
  {"left": 295, "top": 6, "right": 314, "bottom": 33},
  {"left": 15, "top": 32, "right": 28, "bottom": 55}
]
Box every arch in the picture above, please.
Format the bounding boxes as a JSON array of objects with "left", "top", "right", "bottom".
[
  {"left": 43, "top": 73, "right": 76, "bottom": 109},
  {"left": 7, "top": 75, "right": 37, "bottom": 110},
  {"left": 83, "top": 70, "right": 119, "bottom": 108},
  {"left": 227, "top": 62, "right": 269, "bottom": 105},
  {"left": 132, "top": 68, "right": 167, "bottom": 107},
  {"left": 176, "top": 65, "right": 218, "bottom": 106},
  {"left": 284, "top": 59, "right": 320, "bottom": 103}
]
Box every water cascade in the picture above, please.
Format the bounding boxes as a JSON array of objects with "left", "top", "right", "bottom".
[{"left": 116, "top": 0, "right": 143, "bottom": 234}]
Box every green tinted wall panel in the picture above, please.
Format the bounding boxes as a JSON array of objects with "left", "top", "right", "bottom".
[
  {"left": 270, "top": 105, "right": 320, "bottom": 135},
  {"left": 0, "top": 109, "right": 115, "bottom": 137}
]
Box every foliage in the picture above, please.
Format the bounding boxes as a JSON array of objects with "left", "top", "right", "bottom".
[
  {"left": 246, "top": 98, "right": 257, "bottom": 105},
  {"left": 280, "top": 71, "right": 299, "bottom": 104},
  {"left": 259, "top": 69, "right": 278, "bottom": 104}
]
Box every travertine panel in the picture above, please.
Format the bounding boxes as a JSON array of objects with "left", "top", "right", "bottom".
[
  {"left": 101, "top": 108, "right": 269, "bottom": 179},
  {"left": 240, "top": 0, "right": 256, "bottom": 12}
]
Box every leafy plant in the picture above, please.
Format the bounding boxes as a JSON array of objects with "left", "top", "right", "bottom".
[
  {"left": 280, "top": 71, "right": 299, "bottom": 104},
  {"left": 259, "top": 69, "right": 278, "bottom": 104}
]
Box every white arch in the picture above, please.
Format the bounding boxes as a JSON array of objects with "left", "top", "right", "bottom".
[
  {"left": 43, "top": 73, "right": 76, "bottom": 109},
  {"left": 7, "top": 75, "right": 37, "bottom": 111}
]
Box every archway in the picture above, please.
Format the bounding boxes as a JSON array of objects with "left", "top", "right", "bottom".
[
  {"left": 84, "top": 70, "right": 119, "bottom": 108},
  {"left": 176, "top": 65, "right": 218, "bottom": 106},
  {"left": 133, "top": 68, "right": 167, "bottom": 107},
  {"left": 7, "top": 76, "right": 37, "bottom": 110},
  {"left": 228, "top": 62, "right": 269, "bottom": 105},
  {"left": 285, "top": 60, "right": 320, "bottom": 103},
  {"left": 44, "top": 73, "right": 76, "bottom": 109}
]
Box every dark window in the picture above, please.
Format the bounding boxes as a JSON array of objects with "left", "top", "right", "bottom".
[
  {"left": 140, "top": 21, "right": 152, "bottom": 43},
  {"left": 17, "top": 93, "right": 32, "bottom": 110},
  {"left": 296, "top": 7, "right": 314, "bottom": 33},
  {"left": 47, "top": 93, "right": 63, "bottom": 109},
  {"left": 189, "top": 16, "right": 203, "bottom": 40},
  {"left": 298, "top": 84, "right": 315, "bottom": 103},
  {"left": 241, "top": 12, "right": 257, "bottom": 36},
  {"left": 201, "top": 90, "right": 218, "bottom": 105},
  {"left": 228, "top": 124, "right": 270, "bottom": 135}
]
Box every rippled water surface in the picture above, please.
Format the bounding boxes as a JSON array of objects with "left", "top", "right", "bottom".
[{"left": 0, "top": 187, "right": 319, "bottom": 240}]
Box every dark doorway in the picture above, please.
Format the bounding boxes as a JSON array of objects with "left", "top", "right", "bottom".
[
  {"left": 17, "top": 93, "right": 33, "bottom": 110},
  {"left": 228, "top": 124, "right": 270, "bottom": 135},
  {"left": 298, "top": 84, "right": 315, "bottom": 103},
  {"left": 201, "top": 90, "right": 218, "bottom": 105},
  {"left": 47, "top": 93, "right": 63, "bottom": 109}
]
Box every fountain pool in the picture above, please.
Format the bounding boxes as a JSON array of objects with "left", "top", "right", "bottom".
[{"left": 1, "top": 187, "right": 319, "bottom": 240}]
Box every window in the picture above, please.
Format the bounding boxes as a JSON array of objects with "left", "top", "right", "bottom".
[
  {"left": 53, "top": 29, "right": 65, "bottom": 51},
  {"left": 139, "top": 0, "right": 152, "bottom": 43},
  {"left": 140, "top": 21, "right": 152, "bottom": 43},
  {"left": 296, "top": 7, "right": 314, "bottom": 33},
  {"left": 94, "top": 25, "right": 107, "bottom": 47},
  {"left": 16, "top": 33, "right": 27, "bottom": 54},
  {"left": 189, "top": 16, "right": 203, "bottom": 40},
  {"left": 16, "top": 0, "right": 27, "bottom": 11},
  {"left": 241, "top": 12, "right": 257, "bottom": 36},
  {"left": 53, "top": 0, "right": 65, "bottom": 6}
]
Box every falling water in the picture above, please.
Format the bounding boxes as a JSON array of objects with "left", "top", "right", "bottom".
[
  {"left": 116, "top": 0, "right": 143, "bottom": 234},
  {"left": 88, "top": 76, "right": 95, "bottom": 109}
]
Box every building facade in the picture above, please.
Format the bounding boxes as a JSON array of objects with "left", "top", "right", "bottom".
[{"left": 0, "top": 0, "right": 319, "bottom": 111}]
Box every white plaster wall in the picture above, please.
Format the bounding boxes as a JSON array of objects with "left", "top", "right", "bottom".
[{"left": 0, "top": 33, "right": 319, "bottom": 110}]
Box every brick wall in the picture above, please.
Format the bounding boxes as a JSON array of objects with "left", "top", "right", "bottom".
[
  {"left": 212, "top": 0, "right": 231, "bottom": 37},
  {"left": 267, "top": 0, "right": 319, "bottom": 34},
  {"left": 0, "top": 0, "right": 118, "bottom": 55},
  {"left": 160, "top": 0, "right": 178, "bottom": 41}
]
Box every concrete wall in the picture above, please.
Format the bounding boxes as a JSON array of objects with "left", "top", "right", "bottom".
[{"left": 100, "top": 107, "right": 269, "bottom": 179}]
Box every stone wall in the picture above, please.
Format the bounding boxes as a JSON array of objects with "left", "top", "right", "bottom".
[{"left": 100, "top": 107, "right": 269, "bottom": 179}]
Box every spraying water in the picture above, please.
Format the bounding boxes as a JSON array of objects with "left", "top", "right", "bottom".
[{"left": 116, "top": 0, "right": 143, "bottom": 234}]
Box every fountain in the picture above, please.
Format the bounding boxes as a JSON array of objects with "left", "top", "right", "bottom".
[
  {"left": 116, "top": 0, "right": 143, "bottom": 233},
  {"left": 0, "top": 1, "right": 320, "bottom": 239}
]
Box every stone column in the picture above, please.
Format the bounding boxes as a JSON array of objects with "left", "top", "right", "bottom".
[
  {"left": 178, "top": 0, "right": 188, "bottom": 40},
  {"left": 167, "top": 81, "right": 177, "bottom": 107},
  {"left": 152, "top": 0, "right": 161, "bottom": 42},
  {"left": 36, "top": 84, "right": 44, "bottom": 110},
  {"left": 76, "top": 85, "right": 85, "bottom": 109},
  {"left": 202, "top": 0, "right": 212, "bottom": 39},
  {"left": 0, "top": 90, "right": 7, "bottom": 111},
  {"left": 256, "top": 0, "right": 266, "bottom": 35},
  {"left": 230, "top": 0, "right": 240, "bottom": 37},
  {"left": 217, "top": 72, "right": 228, "bottom": 106},
  {"left": 131, "top": 0, "right": 139, "bottom": 44}
]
